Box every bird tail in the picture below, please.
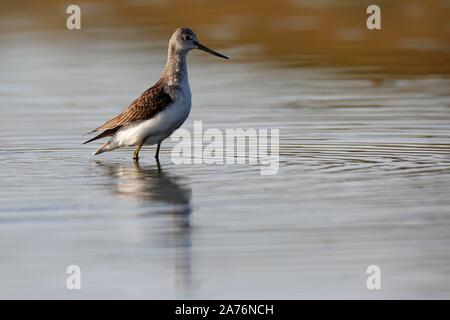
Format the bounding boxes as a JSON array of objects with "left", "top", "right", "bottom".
[{"left": 83, "top": 129, "right": 117, "bottom": 145}]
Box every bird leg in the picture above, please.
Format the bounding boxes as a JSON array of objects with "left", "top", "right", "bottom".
[
  {"left": 155, "top": 142, "right": 161, "bottom": 160},
  {"left": 155, "top": 157, "right": 161, "bottom": 171},
  {"left": 132, "top": 141, "right": 144, "bottom": 160},
  {"left": 155, "top": 143, "right": 162, "bottom": 171}
]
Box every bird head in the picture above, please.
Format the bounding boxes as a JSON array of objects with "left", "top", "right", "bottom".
[{"left": 169, "top": 27, "right": 229, "bottom": 59}]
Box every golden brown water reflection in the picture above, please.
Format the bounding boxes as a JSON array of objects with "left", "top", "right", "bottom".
[{"left": 1, "top": 0, "right": 449, "bottom": 74}]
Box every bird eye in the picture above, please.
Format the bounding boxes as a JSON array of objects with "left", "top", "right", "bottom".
[{"left": 183, "top": 35, "right": 192, "bottom": 41}]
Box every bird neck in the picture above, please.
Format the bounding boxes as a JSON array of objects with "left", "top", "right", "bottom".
[{"left": 163, "top": 45, "right": 188, "bottom": 86}]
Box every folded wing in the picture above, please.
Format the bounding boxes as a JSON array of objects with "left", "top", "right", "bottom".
[{"left": 83, "top": 80, "right": 172, "bottom": 144}]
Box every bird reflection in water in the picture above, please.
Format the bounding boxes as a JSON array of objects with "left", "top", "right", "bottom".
[{"left": 94, "top": 160, "right": 193, "bottom": 293}]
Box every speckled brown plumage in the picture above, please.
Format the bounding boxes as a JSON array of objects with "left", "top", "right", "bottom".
[{"left": 83, "top": 79, "right": 172, "bottom": 144}]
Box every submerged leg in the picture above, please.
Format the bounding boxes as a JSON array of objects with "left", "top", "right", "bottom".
[
  {"left": 155, "top": 142, "right": 161, "bottom": 160},
  {"left": 155, "top": 156, "right": 161, "bottom": 171},
  {"left": 132, "top": 141, "right": 144, "bottom": 160}
]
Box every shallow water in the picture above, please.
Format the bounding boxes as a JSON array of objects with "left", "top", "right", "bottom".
[{"left": 1, "top": 1, "right": 450, "bottom": 299}]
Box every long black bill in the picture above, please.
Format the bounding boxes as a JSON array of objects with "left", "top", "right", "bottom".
[{"left": 195, "top": 41, "right": 229, "bottom": 59}]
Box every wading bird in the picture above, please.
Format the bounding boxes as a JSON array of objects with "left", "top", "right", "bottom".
[{"left": 83, "top": 28, "right": 228, "bottom": 164}]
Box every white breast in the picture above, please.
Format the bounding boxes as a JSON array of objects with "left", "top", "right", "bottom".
[{"left": 113, "top": 83, "right": 191, "bottom": 147}]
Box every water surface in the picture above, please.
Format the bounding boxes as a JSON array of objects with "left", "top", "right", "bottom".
[{"left": 1, "top": 0, "right": 450, "bottom": 299}]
